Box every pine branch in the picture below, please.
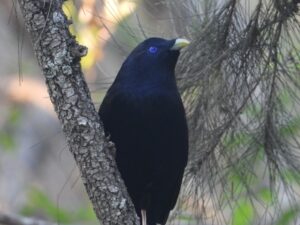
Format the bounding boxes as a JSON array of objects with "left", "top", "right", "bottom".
[{"left": 172, "top": 0, "right": 300, "bottom": 223}]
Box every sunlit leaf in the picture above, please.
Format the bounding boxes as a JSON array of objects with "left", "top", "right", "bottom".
[
  {"left": 232, "top": 200, "right": 254, "bottom": 225},
  {"left": 259, "top": 188, "right": 273, "bottom": 205}
]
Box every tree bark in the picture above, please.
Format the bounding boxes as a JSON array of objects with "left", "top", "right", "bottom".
[{"left": 17, "top": 0, "right": 139, "bottom": 224}]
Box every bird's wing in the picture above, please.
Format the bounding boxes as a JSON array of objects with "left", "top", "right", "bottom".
[
  {"left": 99, "top": 88, "right": 188, "bottom": 215},
  {"left": 138, "top": 91, "right": 188, "bottom": 206}
]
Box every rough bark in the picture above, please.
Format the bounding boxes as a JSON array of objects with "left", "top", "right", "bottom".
[{"left": 17, "top": 0, "right": 139, "bottom": 224}]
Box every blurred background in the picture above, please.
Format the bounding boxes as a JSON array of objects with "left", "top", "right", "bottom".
[{"left": 0, "top": 0, "right": 299, "bottom": 225}]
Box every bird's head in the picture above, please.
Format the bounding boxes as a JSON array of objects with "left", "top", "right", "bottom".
[
  {"left": 120, "top": 37, "right": 190, "bottom": 83},
  {"left": 126, "top": 37, "right": 190, "bottom": 70}
]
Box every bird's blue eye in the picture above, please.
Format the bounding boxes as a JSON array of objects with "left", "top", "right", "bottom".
[{"left": 148, "top": 46, "right": 158, "bottom": 54}]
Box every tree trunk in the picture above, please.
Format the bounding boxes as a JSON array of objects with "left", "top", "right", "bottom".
[{"left": 17, "top": 0, "right": 139, "bottom": 224}]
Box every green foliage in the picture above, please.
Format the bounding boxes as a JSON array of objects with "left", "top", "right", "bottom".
[
  {"left": 223, "top": 132, "right": 253, "bottom": 152},
  {"left": 275, "top": 206, "right": 300, "bottom": 225},
  {"left": 21, "top": 188, "right": 97, "bottom": 224},
  {"left": 259, "top": 188, "right": 273, "bottom": 205},
  {"left": 8, "top": 106, "right": 22, "bottom": 124},
  {"left": 231, "top": 200, "right": 254, "bottom": 225},
  {"left": 284, "top": 169, "right": 300, "bottom": 184},
  {"left": 279, "top": 116, "right": 300, "bottom": 138},
  {"left": 0, "top": 132, "right": 16, "bottom": 151},
  {"left": 0, "top": 106, "right": 21, "bottom": 151}
]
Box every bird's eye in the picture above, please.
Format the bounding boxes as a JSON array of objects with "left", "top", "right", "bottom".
[{"left": 148, "top": 46, "right": 158, "bottom": 54}]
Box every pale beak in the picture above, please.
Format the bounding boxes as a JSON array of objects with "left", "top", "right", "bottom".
[{"left": 170, "top": 38, "right": 190, "bottom": 50}]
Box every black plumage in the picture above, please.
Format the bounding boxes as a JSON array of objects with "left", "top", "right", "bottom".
[{"left": 99, "top": 37, "right": 189, "bottom": 225}]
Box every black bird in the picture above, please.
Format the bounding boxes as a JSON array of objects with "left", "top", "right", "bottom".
[{"left": 99, "top": 37, "right": 189, "bottom": 225}]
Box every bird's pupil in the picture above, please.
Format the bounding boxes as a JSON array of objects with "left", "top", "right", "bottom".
[{"left": 148, "top": 46, "right": 158, "bottom": 53}]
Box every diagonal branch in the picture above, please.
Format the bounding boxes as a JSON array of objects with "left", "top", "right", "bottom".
[
  {"left": 0, "top": 212, "right": 56, "bottom": 225},
  {"left": 17, "top": 0, "right": 139, "bottom": 224}
]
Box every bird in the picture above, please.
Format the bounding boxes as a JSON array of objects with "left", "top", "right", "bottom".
[{"left": 99, "top": 37, "right": 189, "bottom": 225}]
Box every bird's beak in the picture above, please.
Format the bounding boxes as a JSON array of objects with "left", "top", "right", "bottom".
[{"left": 170, "top": 38, "right": 190, "bottom": 51}]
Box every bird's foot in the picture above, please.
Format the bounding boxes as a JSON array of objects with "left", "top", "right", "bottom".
[{"left": 141, "top": 209, "right": 147, "bottom": 225}]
